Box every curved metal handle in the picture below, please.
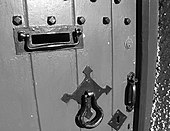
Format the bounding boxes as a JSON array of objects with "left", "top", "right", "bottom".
[
  {"left": 124, "top": 72, "right": 137, "bottom": 112},
  {"left": 75, "top": 91, "right": 104, "bottom": 129}
]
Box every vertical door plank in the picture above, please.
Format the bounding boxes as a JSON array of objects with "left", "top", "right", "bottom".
[
  {"left": 0, "top": 0, "right": 39, "bottom": 131},
  {"left": 112, "top": 0, "right": 136, "bottom": 130},
  {"left": 27, "top": 0, "right": 79, "bottom": 130},
  {"left": 27, "top": 0, "right": 72, "bottom": 26},
  {"left": 75, "top": 0, "right": 112, "bottom": 131}
]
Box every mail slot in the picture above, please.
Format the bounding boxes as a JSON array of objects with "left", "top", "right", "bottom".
[
  {"left": 31, "top": 33, "right": 70, "bottom": 44},
  {"left": 13, "top": 25, "right": 83, "bottom": 54}
]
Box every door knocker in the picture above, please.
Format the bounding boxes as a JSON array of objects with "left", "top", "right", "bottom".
[
  {"left": 61, "top": 66, "right": 112, "bottom": 128},
  {"left": 75, "top": 91, "right": 104, "bottom": 129}
]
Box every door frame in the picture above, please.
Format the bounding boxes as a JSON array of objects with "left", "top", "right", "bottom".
[{"left": 133, "top": 0, "right": 158, "bottom": 131}]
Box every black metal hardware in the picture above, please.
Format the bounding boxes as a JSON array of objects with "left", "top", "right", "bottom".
[
  {"left": 75, "top": 91, "right": 104, "bottom": 129},
  {"left": 47, "top": 16, "right": 56, "bottom": 25},
  {"left": 13, "top": 16, "right": 22, "bottom": 26},
  {"left": 124, "top": 72, "right": 137, "bottom": 112},
  {"left": 124, "top": 18, "right": 131, "bottom": 25},
  {"left": 103, "top": 17, "right": 110, "bottom": 25},
  {"left": 114, "top": 0, "right": 121, "bottom": 4},
  {"left": 61, "top": 66, "right": 112, "bottom": 119},
  {"left": 13, "top": 25, "right": 83, "bottom": 54},
  {"left": 108, "top": 109, "right": 127, "bottom": 130},
  {"left": 77, "top": 16, "right": 86, "bottom": 25}
]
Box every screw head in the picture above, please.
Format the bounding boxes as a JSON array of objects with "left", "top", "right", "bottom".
[
  {"left": 103, "top": 17, "right": 110, "bottom": 25},
  {"left": 114, "top": 0, "right": 121, "bottom": 4},
  {"left": 77, "top": 16, "right": 86, "bottom": 25},
  {"left": 47, "top": 16, "right": 56, "bottom": 25},
  {"left": 13, "top": 16, "right": 22, "bottom": 26},
  {"left": 124, "top": 18, "right": 131, "bottom": 25}
]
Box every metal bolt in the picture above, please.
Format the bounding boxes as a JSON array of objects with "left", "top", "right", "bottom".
[
  {"left": 77, "top": 16, "right": 86, "bottom": 25},
  {"left": 12, "top": 16, "right": 22, "bottom": 26},
  {"left": 114, "top": 0, "right": 121, "bottom": 4},
  {"left": 76, "top": 29, "right": 82, "bottom": 36},
  {"left": 18, "top": 31, "right": 30, "bottom": 42},
  {"left": 103, "top": 17, "right": 110, "bottom": 25},
  {"left": 47, "top": 16, "right": 56, "bottom": 25},
  {"left": 124, "top": 38, "right": 133, "bottom": 49},
  {"left": 124, "top": 18, "right": 131, "bottom": 25},
  {"left": 90, "top": 0, "right": 97, "bottom": 2}
]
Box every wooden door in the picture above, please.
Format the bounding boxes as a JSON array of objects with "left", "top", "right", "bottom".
[{"left": 0, "top": 0, "right": 136, "bottom": 131}]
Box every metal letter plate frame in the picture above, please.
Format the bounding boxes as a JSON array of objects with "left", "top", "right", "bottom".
[{"left": 13, "top": 25, "right": 83, "bottom": 55}]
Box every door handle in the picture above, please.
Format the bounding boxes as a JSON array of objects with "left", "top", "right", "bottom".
[
  {"left": 124, "top": 72, "right": 137, "bottom": 112},
  {"left": 75, "top": 91, "right": 104, "bottom": 129}
]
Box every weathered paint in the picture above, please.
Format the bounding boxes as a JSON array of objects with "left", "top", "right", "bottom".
[
  {"left": 0, "top": 0, "right": 138, "bottom": 131},
  {"left": 0, "top": 0, "right": 39, "bottom": 131},
  {"left": 75, "top": 0, "right": 112, "bottom": 131},
  {"left": 112, "top": 0, "right": 136, "bottom": 130},
  {"left": 26, "top": 0, "right": 79, "bottom": 131}
]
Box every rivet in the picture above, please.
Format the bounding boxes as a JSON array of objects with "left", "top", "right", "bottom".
[
  {"left": 90, "top": 0, "right": 97, "bottom": 2},
  {"left": 114, "top": 0, "right": 121, "bottom": 4},
  {"left": 103, "top": 17, "right": 110, "bottom": 25},
  {"left": 77, "top": 16, "right": 86, "bottom": 25},
  {"left": 12, "top": 16, "right": 22, "bottom": 26},
  {"left": 124, "top": 18, "right": 131, "bottom": 25},
  {"left": 47, "top": 16, "right": 56, "bottom": 25}
]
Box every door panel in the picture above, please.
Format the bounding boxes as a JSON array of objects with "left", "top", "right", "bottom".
[
  {"left": 0, "top": 0, "right": 137, "bottom": 131},
  {"left": 26, "top": 0, "right": 79, "bottom": 130},
  {"left": 75, "top": 0, "right": 112, "bottom": 131},
  {"left": 112, "top": 0, "right": 136, "bottom": 130},
  {"left": 27, "top": 0, "right": 72, "bottom": 26},
  {"left": 0, "top": 0, "right": 39, "bottom": 131}
]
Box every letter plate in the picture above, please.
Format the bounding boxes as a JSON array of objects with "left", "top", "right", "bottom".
[{"left": 13, "top": 25, "right": 83, "bottom": 54}]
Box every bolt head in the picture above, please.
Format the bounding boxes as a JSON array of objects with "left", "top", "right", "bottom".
[
  {"left": 90, "top": 0, "right": 97, "bottom": 2},
  {"left": 124, "top": 18, "right": 131, "bottom": 25},
  {"left": 103, "top": 17, "right": 110, "bottom": 25},
  {"left": 13, "top": 16, "right": 22, "bottom": 26},
  {"left": 114, "top": 0, "right": 121, "bottom": 4},
  {"left": 47, "top": 16, "right": 56, "bottom": 25},
  {"left": 77, "top": 16, "right": 86, "bottom": 25}
]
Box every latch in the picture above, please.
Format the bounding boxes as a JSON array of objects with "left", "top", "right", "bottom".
[
  {"left": 124, "top": 72, "right": 137, "bottom": 112},
  {"left": 13, "top": 25, "right": 83, "bottom": 54}
]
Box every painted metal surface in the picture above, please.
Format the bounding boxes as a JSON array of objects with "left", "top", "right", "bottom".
[
  {"left": 0, "top": 0, "right": 138, "bottom": 131},
  {"left": 0, "top": 0, "right": 39, "bottom": 131},
  {"left": 112, "top": 0, "right": 136, "bottom": 130},
  {"left": 75, "top": 0, "right": 112, "bottom": 130}
]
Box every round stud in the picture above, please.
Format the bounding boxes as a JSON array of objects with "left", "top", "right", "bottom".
[
  {"left": 114, "top": 0, "right": 121, "bottom": 4},
  {"left": 12, "top": 16, "right": 22, "bottom": 26},
  {"left": 90, "top": 0, "right": 97, "bottom": 2},
  {"left": 77, "top": 16, "right": 86, "bottom": 25},
  {"left": 47, "top": 16, "right": 56, "bottom": 25},
  {"left": 124, "top": 18, "right": 131, "bottom": 25},
  {"left": 103, "top": 17, "right": 110, "bottom": 25}
]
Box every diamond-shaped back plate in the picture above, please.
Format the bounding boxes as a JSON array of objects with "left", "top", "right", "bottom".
[{"left": 61, "top": 66, "right": 112, "bottom": 119}]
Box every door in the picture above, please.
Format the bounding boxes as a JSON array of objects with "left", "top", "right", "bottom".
[{"left": 0, "top": 0, "right": 136, "bottom": 131}]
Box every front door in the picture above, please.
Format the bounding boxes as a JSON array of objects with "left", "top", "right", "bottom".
[{"left": 0, "top": 0, "right": 136, "bottom": 131}]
